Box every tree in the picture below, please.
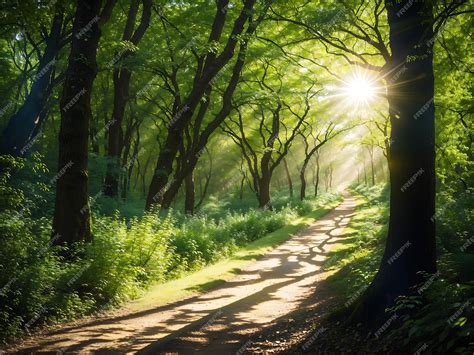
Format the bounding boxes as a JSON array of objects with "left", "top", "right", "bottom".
[
  {"left": 273, "top": 0, "right": 469, "bottom": 322},
  {"left": 52, "top": 0, "right": 115, "bottom": 248},
  {"left": 298, "top": 122, "right": 354, "bottom": 200},
  {"left": 352, "top": 0, "right": 438, "bottom": 322},
  {"left": 223, "top": 62, "right": 314, "bottom": 208},
  {"left": 145, "top": 0, "right": 267, "bottom": 210},
  {"left": 150, "top": 1, "right": 272, "bottom": 211},
  {"left": 103, "top": 0, "right": 152, "bottom": 197},
  {"left": 313, "top": 150, "right": 321, "bottom": 196},
  {"left": 0, "top": 4, "right": 71, "bottom": 157}
]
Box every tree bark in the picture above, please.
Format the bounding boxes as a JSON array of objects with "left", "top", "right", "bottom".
[
  {"left": 104, "top": 0, "right": 151, "bottom": 197},
  {"left": 352, "top": 0, "right": 436, "bottom": 323},
  {"left": 195, "top": 152, "right": 212, "bottom": 209},
  {"left": 184, "top": 172, "right": 195, "bottom": 214},
  {"left": 0, "top": 11, "right": 63, "bottom": 157},
  {"left": 103, "top": 69, "right": 131, "bottom": 196},
  {"left": 258, "top": 174, "right": 272, "bottom": 209},
  {"left": 52, "top": 0, "right": 108, "bottom": 247},
  {"left": 314, "top": 152, "right": 320, "bottom": 197},
  {"left": 300, "top": 161, "right": 308, "bottom": 200}
]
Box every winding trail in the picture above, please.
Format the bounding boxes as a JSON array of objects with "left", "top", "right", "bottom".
[{"left": 11, "top": 194, "right": 357, "bottom": 354}]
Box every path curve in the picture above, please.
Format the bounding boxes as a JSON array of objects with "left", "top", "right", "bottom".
[{"left": 11, "top": 193, "right": 357, "bottom": 354}]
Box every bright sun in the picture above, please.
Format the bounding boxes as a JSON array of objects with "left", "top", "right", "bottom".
[
  {"left": 338, "top": 71, "right": 380, "bottom": 106},
  {"left": 345, "top": 77, "right": 376, "bottom": 102}
]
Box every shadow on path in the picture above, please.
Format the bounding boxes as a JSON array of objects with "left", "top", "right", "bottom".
[{"left": 10, "top": 194, "right": 358, "bottom": 355}]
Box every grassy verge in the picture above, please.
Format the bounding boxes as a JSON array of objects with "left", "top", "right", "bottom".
[
  {"left": 321, "top": 186, "right": 388, "bottom": 301},
  {"left": 302, "top": 184, "right": 473, "bottom": 354},
  {"left": 128, "top": 198, "right": 342, "bottom": 311}
]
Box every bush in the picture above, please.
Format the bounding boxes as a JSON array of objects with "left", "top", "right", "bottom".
[{"left": 0, "top": 156, "right": 340, "bottom": 343}]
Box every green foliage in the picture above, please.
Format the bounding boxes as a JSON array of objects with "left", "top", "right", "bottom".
[
  {"left": 387, "top": 275, "right": 474, "bottom": 354},
  {"left": 0, "top": 156, "right": 338, "bottom": 343},
  {"left": 322, "top": 183, "right": 473, "bottom": 353}
]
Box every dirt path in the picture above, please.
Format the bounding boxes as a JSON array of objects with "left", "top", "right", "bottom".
[{"left": 11, "top": 194, "right": 357, "bottom": 354}]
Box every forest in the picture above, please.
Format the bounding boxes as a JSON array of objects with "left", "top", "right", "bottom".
[{"left": 0, "top": 0, "right": 472, "bottom": 353}]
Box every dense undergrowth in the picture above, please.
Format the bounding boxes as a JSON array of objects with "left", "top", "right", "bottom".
[
  {"left": 0, "top": 156, "right": 340, "bottom": 343},
  {"left": 312, "top": 184, "right": 473, "bottom": 354}
]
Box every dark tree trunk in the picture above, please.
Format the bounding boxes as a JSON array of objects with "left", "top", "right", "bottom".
[
  {"left": 283, "top": 158, "right": 293, "bottom": 198},
  {"left": 195, "top": 155, "right": 212, "bottom": 210},
  {"left": 52, "top": 0, "right": 107, "bottom": 247},
  {"left": 314, "top": 152, "right": 320, "bottom": 197},
  {"left": 0, "top": 12, "right": 63, "bottom": 157},
  {"left": 258, "top": 175, "right": 272, "bottom": 209},
  {"left": 300, "top": 164, "right": 307, "bottom": 201},
  {"left": 351, "top": 0, "right": 436, "bottom": 324},
  {"left": 104, "top": 0, "right": 151, "bottom": 197},
  {"left": 104, "top": 69, "right": 130, "bottom": 196},
  {"left": 257, "top": 148, "right": 274, "bottom": 209},
  {"left": 184, "top": 172, "right": 195, "bottom": 214}
]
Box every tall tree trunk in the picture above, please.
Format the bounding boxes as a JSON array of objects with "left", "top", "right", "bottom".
[
  {"left": 184, "top": 172, "right": 195, "bottom": 214},
  {"left": 352, "top": 0, "right": 436, "bottom": 323},
  {"left": 52, "top": 0, "right": 108, "bottom": 247},
  {"left": 258, "top": 175, "right": 271, "bottom": 209},
  {"left": 283, "top": 158, "right": 293, "bottom": 198},
  {"left": 257, "top": 149, "right": 274, "bottom": 209},
  {"left": 104, "top": 70, "right": 130, "bottom": 196},
  {"left": 300, "top": 160, "right": 309, "bottom": 200},
  {"left": 104, "top": 0, "right": 151, "bottom": 197},
  {"left": 195, "top": 154, "right": 212, "bottom": 210},
  {"left": 0, "top": 11, "right": 63, "bottom": 157},
  {"left": 314, "top": 152, "right": 320, "bottom": 197}
]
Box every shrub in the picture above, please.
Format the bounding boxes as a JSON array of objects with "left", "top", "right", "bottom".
[{"left": 0, "top": 156, "right": 339, "bottom": 343}]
